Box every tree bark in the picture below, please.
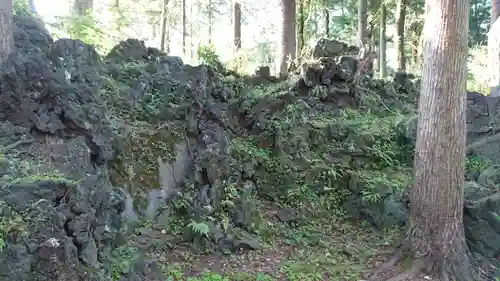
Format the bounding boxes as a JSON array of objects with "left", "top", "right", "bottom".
[
  {"left": 396, "top": 0, "right": 406, "bottom": 71},
  {"left": 402, "top": 0, "right": 480, "bottom": 280},
  {"left": 276, "top": 0, "right": 296, "bottom": 76},
  {"left": 233, "top": 1, "right": 241, "bottom": 50},
  {"left": 379, "top": 3, "right": 387, "bottom": 78},
  {"left": 0, "top": 0, "right": 13, "bottom": 64},
  {"left": 357, "top": 0, "right": 367, "bottom": 45}
]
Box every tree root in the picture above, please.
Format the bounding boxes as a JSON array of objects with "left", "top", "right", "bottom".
[
  {"left": 385, "top": 259, "right": 426, "bottom": 281},
  {"left": 368, "top": 248, "right": 485, "bottom": 281},
  {"left": 366, "top": 248, "right": 403, "bottom": 281}
]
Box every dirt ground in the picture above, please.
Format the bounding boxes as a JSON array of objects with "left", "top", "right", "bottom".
[{"left": 128, "top": 204, "right": 498, "bottom": 281}]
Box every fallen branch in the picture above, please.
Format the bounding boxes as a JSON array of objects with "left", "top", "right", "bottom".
[{"left": 1, "top": 139, "right": 35, "bottom": 153}]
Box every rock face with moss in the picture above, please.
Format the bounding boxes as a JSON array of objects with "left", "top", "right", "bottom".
[
  {"left": 0, "top": 17, "right": 498, "bottom": 281},
  {"left": 0, "top": 16, "right": 140, "bottom": 281}
]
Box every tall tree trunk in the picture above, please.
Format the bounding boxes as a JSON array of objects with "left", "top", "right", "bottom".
[
  {"left": 488, "top": 19, "right": 500, "bottom": 101},
  {"left": 0, "top": 0, "right": 13, "bottom": 64},
  {"left": 233, "top": 1, "right": 241, "bottom": 50},
  {"left": 71, "top": 0, "right": 93, "bottom": 15},
  {"left": 208, "top": 0, "right": 212, "bottom": 44},
  {"left": 182, "top": 0, "right": 186, "bottom": 55},
  {"left": 296, "top": 0, "right": 305, "bottom": 57},
  {"left": 396, "top": 0, "right": 406, "bottom": 71},
  {"left": 401, "top": 0, "right": 479, "bottom": 280},
  {"left": 357, "top": 0, "right": 367, "bottom": 45},
  {"left": 190, "top": 2, "right": 194, "bottom": 59},
  {"left": 160, "top": 0, "right": 169, "bottom": 52},
  {"left": 276, "top": 0, "right": 296, "bottom": 75},
  {"left": 379, "top": 3, "right": 387, "bottom": 78},
  {"left": 324, "top": 9, "right": 330, "bottom": 37},
  {"left": 492, "top": 0, "right": 500, "bottom": 24}
]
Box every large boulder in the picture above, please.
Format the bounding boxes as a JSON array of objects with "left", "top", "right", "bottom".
[{"left": 0, "top": 16, "right": 162, "bottom": 280}]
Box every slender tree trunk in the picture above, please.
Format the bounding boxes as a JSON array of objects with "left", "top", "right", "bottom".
[
  {"left": 357, "top": 0, "right": 367, "bottom": 45},
  {"left": 0, "top": 0, "right": 13, "bottom": 64},
  {"left": 324, "top": 9, "right": 330, "bottom": 37},
  {"left": 160, "top": 0, "right": 169, "bottom": 52},
  {"left": 181, "top": 0, "right": 186, "bottom": 54},
  {"left": 276, "top": 0, "right": 296, "bottom": 75},
  {"left": 233, "top": 1, "right": 241, "bottom": 50},
  {"left": 296, "top": 0, "right": 305, "bottom": 57},
  {"left": 71, "top": 0, "right": 93, "bottom": 15},
  {"left": 492, "top": 0, "right": 500, "bottom": 25},
  {"left": 190, "top": 3, "right": 194, "bottom": 59},
  {"left": 165, "top": 29, "right": 170, "bottom": 53},
  {"left": 488, "top": 19, "right": 500, "bottom": 100},
  {"left": 401, "top": 0, "right": 479, "bottom": 280},
  {"left": 379, "top": 3, "right": 387, "bottom": 78},
  {"left": 396, "top": 0, "right": 406, "bottom": 71},
  {"left": 208, "top": 0, "right": 212, "bottom": 44},
  {"left": 472, "top": 0, "right": 479, "bottom": 41}
]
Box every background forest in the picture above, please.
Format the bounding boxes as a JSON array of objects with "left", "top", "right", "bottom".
[{"left": 29, "top": 0, "right": 491, "bottom": 93}]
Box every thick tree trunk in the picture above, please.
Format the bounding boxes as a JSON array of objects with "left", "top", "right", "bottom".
[
  {"left": 357, "top": 0, "right": 367, "bottom": 45},
  {"left": 233, "top": 1, "right": 241, "bottom": 50},
  {"left": 403, "top": 0, "right": 480, "bottom": 280},
  {"left": 379, "top": 4, "right": 387, "bottom": 78},
  {"left": 0, "top": 0, "right": 13, "bottom": 64},
  {"left": 396, "top": 0, "right": 406, "bottom": 71},
  {"left": 276, "top": 0, "right": 296, "bottom": 75}
]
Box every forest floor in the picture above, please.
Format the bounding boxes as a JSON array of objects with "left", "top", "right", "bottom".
[{"left": 126, "top": 203, "right": 441, "bottom": 281}]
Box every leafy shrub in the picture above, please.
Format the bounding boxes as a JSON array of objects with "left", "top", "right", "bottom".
[
  {"left": 13, "top": 0, "right": 33, "bottom": 17},
  {"left": 197, "top": 44, "right": 225, "bottom": 72}
]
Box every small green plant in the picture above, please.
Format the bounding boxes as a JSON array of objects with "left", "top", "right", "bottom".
[
  {"left": 106, "top": 245, "right": 139, "bottom": 281},
  {"left": 465, "top": 155, "right": 490, "bottom": 173},
  {"left": 197, "top": 44, "right": 224, "bottom": 72},
  {"left": 187, "top": 220, "right": 209, "bottom": 237},
  {"left": 0, "top": 201, "right": 29, "bottom": 251},
  {"left": 13, "top": 0, "right": 33, "bottom": 17},
  {"left": 54, "top": 12, "right": 111, "bottom": 53}
]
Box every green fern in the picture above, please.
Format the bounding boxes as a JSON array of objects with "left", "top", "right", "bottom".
[{"left": 188, "top": 220, "right": 209, "bottom": 237}]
